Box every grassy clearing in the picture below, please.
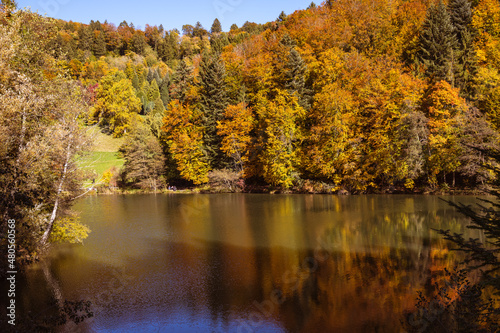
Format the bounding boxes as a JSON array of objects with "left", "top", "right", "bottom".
[
  {"left": 79, "top": 151, "right": 124, "bottom": 177},
  {"left": 86, "top": 126, "right": 125, "bottom": 152},
  {"left": 79, "top": 127, "right": 125, "bottom": 178}
]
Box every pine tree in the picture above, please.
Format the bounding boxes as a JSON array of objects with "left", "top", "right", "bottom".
[
  {"left": 285, "top": 48, "right": 312, "bottom": 110},
  {"left": 170, "top": 59, "right": 193, "bottom": 104},
  {"left": 78, "top": 25, "right": 93, "bottom": 52},
  {"left": 153, "top": 68, "right": 162, "bottom": 85},
  {"left": 148, "top": 79, "right": 161, "bottom": 102},
  {"left": 211, "top": 18, "right": 222, "bottom": 34},
  {"left": 93, "top": 31, "right": 107, "bottom": 57},
  {"left": 146, "top": 68, "right": 154, "bottom": 83},
  {"left": 449, "top": 0, "right": 477, "bottom": 97},
  {"left": 278, "top": 11, "right": 287, "bottom": 23},
  {"left": 132, "top": 71, "right": 140, "bottom": 90},
  {"left": 418, "top": 1, "right": 457, "bottom": 84},
  {"left": 199, "top": 52, "right": 229, "bottom": 168},
  {"left": 210, "top": 33, "right": 229, "bottom": 54},
  {"left": 159, "top": 73, "right": 170, "bottom": 107}
]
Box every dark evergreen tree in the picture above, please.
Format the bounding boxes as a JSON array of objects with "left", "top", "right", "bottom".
[
  {"left": 280, "top": 34, "right": 296, "bottom": 48},
  {"left": 418, "top": 1, "right": 457, "bottom": 84},
  {"left": 78, "top": 25, "right": 93, "bottom": 52},
  {"left": 131, "top": 32, "right": 147, "bottom": 55},
  {"left": 210, "top": 33, "right": 229, "bottom": 54},
  {"left": 93, "top": 31, "right": 107, "bottom": 57},
  {"left": 153, "top": 69, "right": 162, "bottom": 86},
  {"left": 285, "top": 48, "right": 312, "bottom": 110},
  {"left": 146, "top": 68, "right": 154, "bottom": 83},
  {"left": 278, "top": 11, "right": 287, "bottom": 23},
  {"left": 308, "top": 2, "right": 316, "bottom": 9},
  {"left": 449, "top": 0, "right": 477, "bottom": 98},
  {"left": 230, "top": 24, "right": 238, "bottom": 32},
  {"left": 211, "top": 18, "right": 222, "bottom": 34},
  {"left": 132, "top": 71, "right": 140, "bottom": 90},
  {"left": 159, "top": 73, "right": 170, "bottom": 107},
  {"left": 199, "top": 52, "right": 229, "bottom": 168},
  {"left": 170, "top": 59, "right": 193, "bottom": 104}
]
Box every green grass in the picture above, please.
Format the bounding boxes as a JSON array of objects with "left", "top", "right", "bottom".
[
  {"left": 79, "top": 127, "right": 126, "bottom": 178},
  {"left": 79, "top": 151, "right": 125, "bottom": 177}
]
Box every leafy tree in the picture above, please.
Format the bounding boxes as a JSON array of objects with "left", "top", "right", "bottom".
[
  {"left": 423, "top": 80, "right": 467, "bottom": 187},
  {"left": 0, "top": 9, "right": 93, "bottom": 254},
  {"left": 217, "top": 102, "right": 254, "bottom": 172},
  {"left": 193, "top": 21, "right": 208, "bottom": 38},
  {"left": 304, "top": 83, "right": 358, "bottom": 186},
  {"left": 90, "top": 69, "right": 142, "bottom": 137},
  {"left": 256, "top": 90, "right": 305, "bottom": 188},
  {"left": 131, "top": 31, "right": 147, "bottom": 55},
  {"left": 162, "top": 100, "right": 210, "bottom": 184},
  {"left": 120, "top": 124, "right": 166, "bottom": 191}
]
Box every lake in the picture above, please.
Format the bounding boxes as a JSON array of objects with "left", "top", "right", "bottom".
[{"left": 13, "top": 194, "right": 484, "bottom": 332}]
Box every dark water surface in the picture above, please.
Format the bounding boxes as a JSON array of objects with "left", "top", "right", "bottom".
[{"left": 17, "top": 194, "right": 485, "bottom": 332}]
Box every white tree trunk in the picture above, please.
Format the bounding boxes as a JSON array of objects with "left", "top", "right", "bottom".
[{"left": 41, "top": 141, "right": 72, "bottom": 245}]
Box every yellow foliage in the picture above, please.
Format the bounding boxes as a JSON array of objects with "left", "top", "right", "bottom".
[
  {"left": 49, "top": 216, "right": 91, "bottom": 244},
  {"left": 162, "top": 100, "right": 210, "bottom": 184},
  {"left": 217, "top": 102, "right": 254, "bottom": 173}
]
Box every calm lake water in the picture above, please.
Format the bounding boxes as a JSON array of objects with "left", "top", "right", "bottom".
[{"left": 15, "top": 194, "right": 485, "bottom": 332}]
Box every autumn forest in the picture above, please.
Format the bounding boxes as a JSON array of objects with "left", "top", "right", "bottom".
[
  {"left": 60, "top": 0, "right": 500, "bottom": 193},
  {"left": 2, "top": 0, "right": 500, "bottom": 254}
]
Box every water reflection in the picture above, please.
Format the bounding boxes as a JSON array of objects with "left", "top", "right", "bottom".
[{"left": 11, "top": 194, "right": 484, "bottom": 332}]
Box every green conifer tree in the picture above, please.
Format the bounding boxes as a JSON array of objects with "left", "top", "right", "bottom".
[
  {"left": 418, "top": 1, "right": 457, "bottom": 84},
  {"left": 211, "top": 18, "right": 222, "bottom": 35},
  {"left": 170, "top": 59, "right": 193, "bottom": 104},
  {"left": 448, "top": 0, "right": 477, "bottom": 98},
  {"left": 199, "top": 52, "right": 229, "bottom": 168},
  {"left": 148, "top": 79, "right": 161, "bottom": 102},
  {"left": 78, "top": 25, "right": 93, "bottom": 52},
  {"left": 132, "top": 71, "right": 140, "bottom": 90},
  {"left": 146, "top": 68, "right": 154, "bottom": 83},
  {"left": 285, "top": 48, "right": 312, "bottom": 110},
  {"left": 153, "top": 68, "right": 162, "bottom": 85},
  {"left": 93, "top": 31, "right": 107, "bottom": 57},
  {"left": 160, "top": 73, "right": 170, "bottom": 107}
]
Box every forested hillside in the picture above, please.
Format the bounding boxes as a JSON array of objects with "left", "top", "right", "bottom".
[
  {"left": 47, "top": 0, "right": 500, "bottom": 193},
  {"left": 2, "top": 0, "right": 500, "bottom": 256}
]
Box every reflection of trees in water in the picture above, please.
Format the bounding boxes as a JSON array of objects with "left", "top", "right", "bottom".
[
  {"left": 272, "top": 209, "right": 477, "bottom": 332},
  {"left": 10, "top": 260, "right": 92, "bottom": 332}
]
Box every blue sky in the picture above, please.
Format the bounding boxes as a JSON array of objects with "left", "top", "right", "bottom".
[{"left": 16, "top": 0, "right": 315, "bottom": 32}]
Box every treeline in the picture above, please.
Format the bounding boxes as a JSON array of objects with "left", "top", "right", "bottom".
[{"left": 73, "top": 0, "right": 500, "bottom": 193}]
